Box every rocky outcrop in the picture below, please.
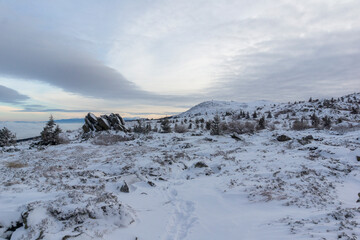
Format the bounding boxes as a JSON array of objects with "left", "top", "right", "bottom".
[{"left": 82, "top": 113, "right": 126, "bottom": 133}]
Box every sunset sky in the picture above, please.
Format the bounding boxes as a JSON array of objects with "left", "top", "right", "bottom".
[{"left": 0, "top": 0, "right": 359, "bottom": 121}]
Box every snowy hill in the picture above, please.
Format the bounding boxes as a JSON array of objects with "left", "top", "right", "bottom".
[
  {"left": 0, "top": 92, "right": 360, "bottom": 240},
  {"left": 178, "top": 100, "right": 274, "bottom": 118}
]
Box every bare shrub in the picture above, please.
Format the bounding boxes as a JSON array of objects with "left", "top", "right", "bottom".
[
  {"left": 292, "top": 119, "right": 309, "bottom": 130},
  {"left": 227, "top": 120, "right": 255, "bottom": 134},
  {"left": 92, "top": 133, "right": 134, "bottom": 146},
  {"left": 332, "top": 123, "right": 360, "bottom": 134},
  {"left": 244, "top": 121, "right": 255, "bottom": 133},
  {"left": 219, "top": 122, "right": 228, "bottom": 132},
  {"left": 133, "top": 120, "right": 151, "bottom": 134},
  {"left": 274, "top": 109, "right": 294, "bottom": 118},
  {"left": 228, "top": 120, "right": 243, "bottom": 134},
  {"left": 174, "top": 124, "right": 188, "bottom": 133}
]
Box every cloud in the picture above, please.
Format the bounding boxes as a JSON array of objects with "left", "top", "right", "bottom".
[
  {"left": 1, "top": 0, "right": 359, "bottom": 109},
  {"left": 108, "top": 0, "right": 360, "bottom": 101},
  {"left": 0, "top": 6, "right": 193, "bottom": 104},
  {"left": 14, "top": 107, "right": 95, "bottom": 113},
  {"left": 125, "top": 111, "right": 181, "bottom": 116},
  {"left": 210, "top": 30, "right": 360, "bottom": 101},
  {"left": 0, "top": 84, "right": 29, "bottom": 103}
]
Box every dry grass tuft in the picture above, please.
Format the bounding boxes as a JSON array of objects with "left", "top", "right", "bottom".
[{"left": 6, "top": 161, "right": 28, "bottom": 168}]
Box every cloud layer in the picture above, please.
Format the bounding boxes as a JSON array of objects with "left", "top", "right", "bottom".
[
  {"left": 0, "top": 85, "right": 28, "bottom": 103},
  {"left": 0, "top": 5, "right": 191, "bottom": 104},
  {"left": 108, "top": 0, "right": 360, "bottom": 100},
  {"left": 0, "top": 0, "right": 359, "bottom": 119}
]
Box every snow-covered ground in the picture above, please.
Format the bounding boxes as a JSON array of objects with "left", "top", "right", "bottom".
[{"left": 1, "top": 93, "right": 360, "bottom": 240}]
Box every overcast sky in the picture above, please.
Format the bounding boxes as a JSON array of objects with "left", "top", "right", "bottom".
[{"left": 0, "top": 0, "right": 359, "bottom": 121}]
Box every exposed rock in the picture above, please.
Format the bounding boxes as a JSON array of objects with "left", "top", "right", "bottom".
[
  {"left": 357, "top": 156, "right": 360, "bottom": 162},
  {"left": 231, "top": 133, "right": 243, "bottom": 141},
  {"left": 304, "top": 135, "right": 314, "bottom": 140},
  {"left": 195, "top": 161, "right": 208, "bottom": 168},
  {"left": 82, "top": 113, "right": 126, "bottom": 133},
  {"left": 147, "top": 181, "right": 156, "bottom": 187},
  {"left": 277, "top": 135, "right": 291, "bottom": 142},
  {"left": 98, "top": 117, "right": 111, "bottom": 130},
  {"left": 298, "top": 135, "right": 313, "bottom": 145},
  {"left": 87, "top": 113, "right": 98, "bottom": 124}
]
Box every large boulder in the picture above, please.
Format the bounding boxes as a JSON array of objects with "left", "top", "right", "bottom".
[
  {"left": 98, "top": 117, "right": 111, "bottom": 130},
  {"left": 82, "top": 113, "right": 126, "bottom": 133}
]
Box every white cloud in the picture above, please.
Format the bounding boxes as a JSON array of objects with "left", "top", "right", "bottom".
[{"left": 107, "top": 0, "right": 360, "bottom": 99}]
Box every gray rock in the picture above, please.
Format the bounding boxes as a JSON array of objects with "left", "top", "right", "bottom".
[
  {"left": 277, "top": 135, "right": 291, "bottom": 142},
  {"left": 98, "top": 117, "right": 111, "bottom": 130},
  {"left": 82, "top": 112, "right": 126, "bottom": 133},
  {"left": 87, "top": 113, "right": 98, "bottom": 124},
  {"left": 195, "top": 161, "right": 208, "bottom": 168},
  {"left": 82, "top": 124, "right": 90, "bottom": 133}
]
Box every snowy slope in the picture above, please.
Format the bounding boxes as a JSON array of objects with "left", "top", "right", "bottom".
[
  {"left": 0, "top": 92, "right": 360, "bottom": 240},
  {"left": 178, "top": 100, "right": 274, "bottom": 118}
]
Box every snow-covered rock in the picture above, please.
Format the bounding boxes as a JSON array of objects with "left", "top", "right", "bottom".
[{"left": 82, "top": 113, "right": 126, "bottom": 133}]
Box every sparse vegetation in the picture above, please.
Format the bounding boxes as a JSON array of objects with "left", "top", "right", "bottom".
[
  {"left": 92, "top": 132, "right": 134, "bottom": 145},
  {"left": 174, "top": 124, "right": 188, "bottom": 133},
  {"left": 292, "top": 119, "right": 309, "bottom": 130},
  {"left": 133, "top": 119, "right": 151, "bottom": 134},
  {"left": 6, "top": 161, "right": 28, "bottom": 168}
]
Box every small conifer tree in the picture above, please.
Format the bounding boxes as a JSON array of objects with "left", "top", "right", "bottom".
[
  {"left": 40, "top": 115, "right": 62, "bottom": 145},
  {"left": 210, "top": 115, "right": 221, "bottom": 135},
  {"left": 0, "top": 127, "right": 16, "bottom": 147},
  {"left": 267, "top": 112, "right": 272, "bottom": 119},
  {"left": 160, "top": 118, "right": 172, "bottom": 133},
  {"left": 257, "top": 116, "right": 266, "bottom": 130},
  {"left": 311, "top": 113, "right": 320, "bottom": 128},
  {"left": 252, "top": 111, "right": 257, "bottom": 119},
  {"left": 322, "top": 116, "right": 332, "bottom": 129}
]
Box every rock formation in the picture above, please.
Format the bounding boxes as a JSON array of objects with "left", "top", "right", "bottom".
[{"left": 82, "top": 113, "right": 126, "bottom": 133}]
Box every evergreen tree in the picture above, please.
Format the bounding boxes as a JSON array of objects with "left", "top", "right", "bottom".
[
  {"left": 205, "top": 121, "right": 211, "bottom": 130},
  {"left": 257, "top": 116, "right": 266, "bottom": 130},
  {"left": 210, "top": 115, "right": 221, "bottom": 135},
  {"left": 0, "top": 127, "right": 16, "bottom": 147},
  {"left": 160, "top": 118, "right": 172, "bottom": 133},
  {"left": 252, "top": 111, "right": 257, "bottom": 119},
  {"left": 310, "top": 113, "right": 320, "bottom": 128},
  {"left": 267, "top": 112, "right": 272, "bottom": 119},
  {"left": 40, "top": 115, "right": 62, "bottom": 145},
  {"left": 322, "top": 116, "right": 332, "bottom": 129}
]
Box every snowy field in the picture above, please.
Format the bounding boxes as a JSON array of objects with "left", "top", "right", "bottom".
[{"left": 1, "top": 93, "right": 360, "bottom": 240}]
